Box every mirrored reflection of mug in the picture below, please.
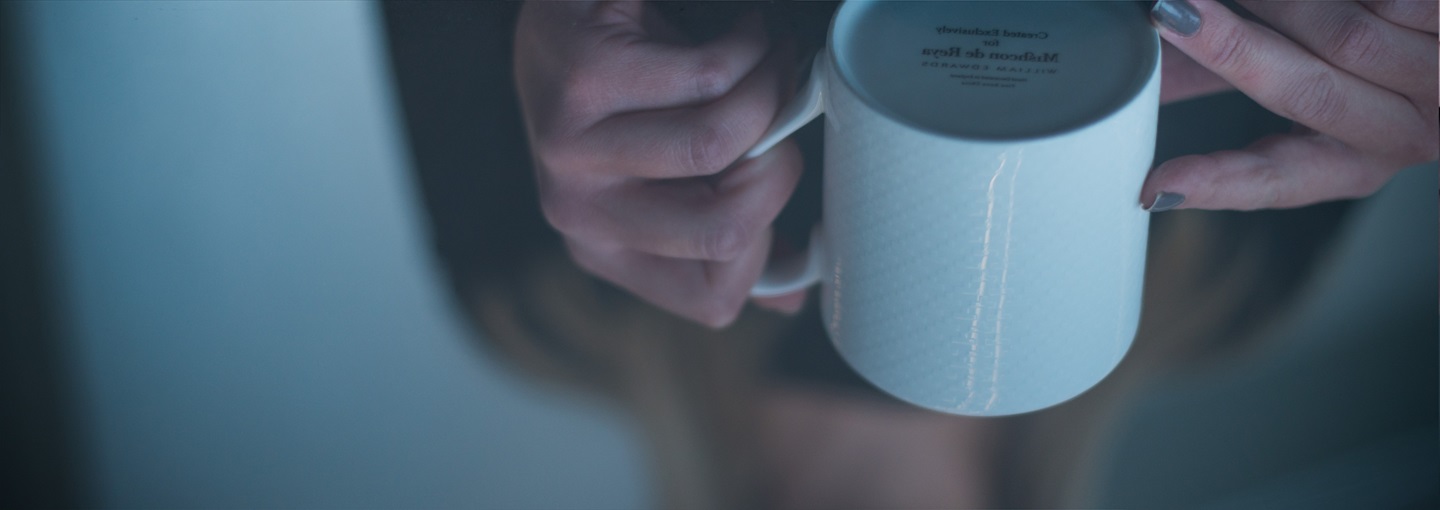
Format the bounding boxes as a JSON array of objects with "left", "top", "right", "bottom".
[{"left": 748, "top": 1, "right": 1161, "bottom": 416}]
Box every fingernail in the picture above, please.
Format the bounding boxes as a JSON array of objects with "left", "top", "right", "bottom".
[
  {"left": 1146, "top": 192, "right": 1186, "bottom": 212},
  {"left": 1151, "top": 0, "right": 1201, "bottom": 37}
]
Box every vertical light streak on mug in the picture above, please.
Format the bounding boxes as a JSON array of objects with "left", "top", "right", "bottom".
[
  {"left": 985, "top": 149, "right": 1023, "bottom": 412},
  {"left": 829, "top": 257, "right": 843, "bottom": 339},
  {"left": 960, "top": 153, "right": 1008, "bottom": 411}
]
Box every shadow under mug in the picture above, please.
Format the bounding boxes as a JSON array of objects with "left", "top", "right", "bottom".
[{"left": 747, "top": 0, "right": 1161, "bottom": 416}]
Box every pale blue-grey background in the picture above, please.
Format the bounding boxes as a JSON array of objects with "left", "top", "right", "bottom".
[{"left": 13, "top": 1, "right": 650, "bottom": 508}]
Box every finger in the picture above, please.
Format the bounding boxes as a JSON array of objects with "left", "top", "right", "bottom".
[
  {"left": 1153, "top": 0, "right": 1432, "bottom": 155},
  {"left": 1361, "top": 0, "right": 1439, "bottom": 34},
  {"left": 565, "top": 231, "right": 775, "bottom": 329},
  {"left": 1160, "top": 41, "right": 1235, "bottom": 103},
  {"left": 1238, "top": 0, "right": 1438, "bottom": 104},
  {"left": 556, "top": 40, "right": 796, "bottom": 179},
  {"left": 543, "top": 140, "right": 804, "bottom": 262},
  {"left": 753, "top": 291, "right": 807, "bottom": 315},
  {"left": 1141, "top": 133, "right": 1396, "bottom": 210},
  {"left": 577, "top": 8, "right": 772, "bottom": 115},
  {"left": 515, "top": 2, "right": 770, "bottom": 137}
]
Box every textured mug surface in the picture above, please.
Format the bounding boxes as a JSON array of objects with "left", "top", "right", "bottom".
[{"left": 754, "top": 1, "right": 1161, "bottom": 416}]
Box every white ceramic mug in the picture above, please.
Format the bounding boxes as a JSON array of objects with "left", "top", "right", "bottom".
[{"left": 747, "top": 0, "right": 1161, "bottom": 416}]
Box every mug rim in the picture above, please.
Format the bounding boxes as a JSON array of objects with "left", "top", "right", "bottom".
[{"left": 825, "top": 0, "right": 1161, "bottom": 143}]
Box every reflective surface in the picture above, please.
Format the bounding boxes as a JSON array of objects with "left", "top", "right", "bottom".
[{"left": 2, "top": 1, "right": 1434, "bottom": 509}]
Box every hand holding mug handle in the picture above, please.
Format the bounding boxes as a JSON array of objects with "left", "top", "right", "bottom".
[
  {"left": 747, "top": 53, "right": 829, "bottom": 298},
  {"left": 515, "top": 2, "right": 807, "bottom": 328}
]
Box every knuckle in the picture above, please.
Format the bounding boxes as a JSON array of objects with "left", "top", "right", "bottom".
[
  {"left": 1200, "top": 22, "right": 1258, "bottom": 78},
  {"left": 689, "top": 54, "right": 732, "bottom": 101},
  {"left": 538, "top": 185, "right": 591, "bottom": 235},
  {"left": 554, "top": 48, "right": 620, "bottom": 122},
  {"left": 528, "top": 110, "right": 592, "bottom": 173},
  {"left": 1277, "top": 71, "right": 1347, "bottom": 128},
  {"left": 1326, "top": 14, "right": 1386, "bottom": 71},
  {"left": 697, "top": 214, "right": 751, "bottom": 261},
  {"left": 557, "top": 72, "right": 603, "bottom": 121},
  {"left": 531, "top": 136, "right": 581, "bottom": 171},
  {"left": 681, "top": 123, "right": 738, "bottom": 176},
  {"left": 692, "top": 293, "right": 746, "bottom": 329},
  {"left": 1250, "top": 163, "right": 1285, "bottom": 209}
]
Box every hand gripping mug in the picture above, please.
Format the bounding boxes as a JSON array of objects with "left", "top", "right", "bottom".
[{"left": 748, "top": 1, "right": 1161, "bottom": 416}]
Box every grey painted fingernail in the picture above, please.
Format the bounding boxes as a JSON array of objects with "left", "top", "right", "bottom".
[
  {"left": 1151, "top": 0, "right": 1201, "bottom": 37},
  {"left": 1146, "top": 192, "right": 1186, "bottom": 212}
]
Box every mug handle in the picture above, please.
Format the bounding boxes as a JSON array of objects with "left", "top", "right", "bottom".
[{"left": 748, "top": 52, "right": 828, "bottom": 298}]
